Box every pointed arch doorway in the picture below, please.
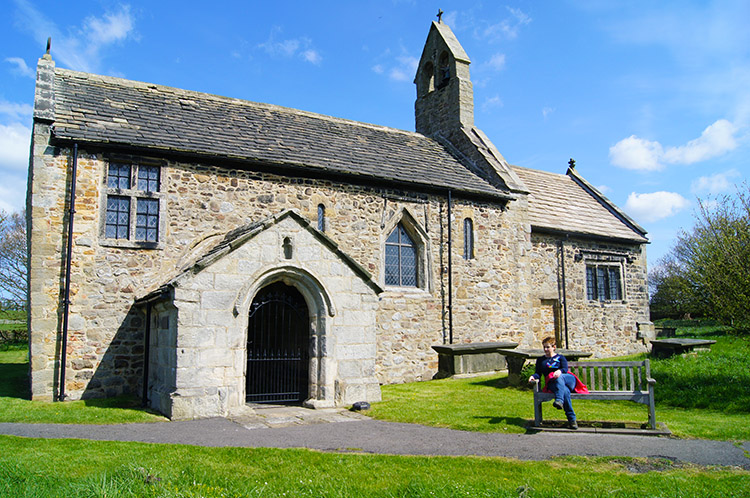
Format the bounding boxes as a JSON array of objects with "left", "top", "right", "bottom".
[{"left": 246, "top": 281, "right": 310, "bottom": 404}]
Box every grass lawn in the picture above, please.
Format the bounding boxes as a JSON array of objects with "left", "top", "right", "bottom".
[
  {"left": 2, "top": 435, "right": 748, "bottom": 498},
  {"left": 0, "top": 345, "right": 166, "bottom": 425},
  {"left": 368, "top": 321, "right": 750, "bottom": 441},
  {"left": 1, "top": 320, "right": 749, "bottom": 496}
]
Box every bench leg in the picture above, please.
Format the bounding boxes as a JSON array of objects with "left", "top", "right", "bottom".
[
  {"left": 647, "top": 388, "right": 657, "bottom": 430},
  {"left": 534, "top": 396, "right": 543, "bottom": 427}
]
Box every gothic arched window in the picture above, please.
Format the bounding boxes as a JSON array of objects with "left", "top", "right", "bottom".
[{"left": 385, "top": 223, "right": 417, "bottom": 287}]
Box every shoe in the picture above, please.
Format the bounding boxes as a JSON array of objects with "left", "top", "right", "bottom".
[
  {"left": 553, "top": 400, "right": 563, "bottom": 410},
  {"left": 568, "top": 420, "right": 578, "bottom": 430}
]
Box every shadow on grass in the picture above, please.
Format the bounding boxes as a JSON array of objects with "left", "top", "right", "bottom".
[
  {"left": 470, "top": 376, "right": 532, "bottom": 391},
  {"left": 0, "top": 361, "right": 30, "bottom": 399},
  {"left": 81, "top": 395, "right": 149, "bottom": 410},
  {"left": 0, "top": 354, "right": 161, "bottom": 416},
  {"left": 473, "top": 415, "right": 529, "bottom": 430}
]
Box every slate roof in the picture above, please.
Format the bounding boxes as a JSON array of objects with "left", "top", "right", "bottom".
[
  {"left": 50, "top": 67, "right": 513, "bottom": 201},
  {"left": 511, "top": 165, "right": 648, "bottom": 243}
]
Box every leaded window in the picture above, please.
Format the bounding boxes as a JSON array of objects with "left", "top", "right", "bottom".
[
  {"left": 135, "top": 198, "right": 159, "bottom": 242},
  {"left": 586, "top": 265, "right": 622, "bottom": 301},
  {"left": 137, "top": 164, "right": 160, "bottom": 192},
  {"left": 105, "top": 195, "right": 130, "bottom": 239},
  {"left": 107, "top": 163, "right": 131, "bottom": 189},
  {"left": 103, "top": 160, "right": 163, "bottom": 245},
  {"left": 385, "top": 223, "right": 417, "bottom": 287}
]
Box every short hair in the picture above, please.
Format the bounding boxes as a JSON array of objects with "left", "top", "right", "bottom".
[{"left": 542, "top": 336, "right": 556, "bottom": 347}]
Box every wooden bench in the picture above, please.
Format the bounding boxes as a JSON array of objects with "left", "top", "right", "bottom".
[{"left": 533, "top": 360, "right": 657, "bottom": 430}]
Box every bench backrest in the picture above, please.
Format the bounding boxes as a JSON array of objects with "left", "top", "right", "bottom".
[{"left": 568, "top": 360, "right": 652, "bottom": 392}]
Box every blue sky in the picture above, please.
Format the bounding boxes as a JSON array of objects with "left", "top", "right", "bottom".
[{"left": 2, "top": 0, "right": 748, "bottom": 268}]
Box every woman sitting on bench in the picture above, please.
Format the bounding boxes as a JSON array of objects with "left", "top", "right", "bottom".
[{"left": 528, "top": 336, "right": 580, "bottom": 429}]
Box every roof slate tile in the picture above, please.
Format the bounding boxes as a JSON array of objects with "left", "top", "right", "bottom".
[
  {"left": 511, "top": 165, "right": 647, "bottom": 243},
  {"left": 51, "top": 68, "right": 512, "bottom": 199}
]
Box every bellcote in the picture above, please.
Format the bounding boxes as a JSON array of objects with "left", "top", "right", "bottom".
[
  {"left": 414, "top": 21, "right": 474, "bottom": 139},
  {"left": 413, "top": 20, "right": 528, "bottom": 196}
]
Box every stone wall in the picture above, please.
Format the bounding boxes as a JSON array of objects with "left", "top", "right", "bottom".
[
  {"left": 528, "top": 233, "right": 650, "bottom": 357},
  {"left": 28, "top": 146, "right": 531, "bottom": 403}
]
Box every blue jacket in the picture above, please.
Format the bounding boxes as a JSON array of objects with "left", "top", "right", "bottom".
[{"left": 531, "top": 354, "right": 568, "bottom": 381}]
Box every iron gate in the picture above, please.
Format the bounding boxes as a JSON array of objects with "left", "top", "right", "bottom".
[{"left": 246, "top": 282, "right": 310, "bottom": 404}]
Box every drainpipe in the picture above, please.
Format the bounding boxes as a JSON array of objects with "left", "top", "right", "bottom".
[
  {"left": 59, "top": 143, "right": 79, "bottom": 402},
  {"left": 439, "top": 202, "right": 447, "bottom": 344},
  {"left": 447, "top": 190, "right": 453, "bottom": 344},
  {"left": 559, "top": 238, "right": 570, "bottom": 349},
  {"left": 141, "top": 303, "right": 152, "bottom": 407}
]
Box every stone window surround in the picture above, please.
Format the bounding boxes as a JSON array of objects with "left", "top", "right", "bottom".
[
  {"left": 380, "top": 207, "right": 432, "bottom": 294},
  {"left": 99, "top": 155, "right": 167, "bottom": 250},
  {"left": 576, "top": 249, "right": 630, "bottom": 304}
]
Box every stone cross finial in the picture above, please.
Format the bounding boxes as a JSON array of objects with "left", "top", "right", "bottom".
[
  {"left": 437, "top": 9, "right": 444, "bottom": 23},
  {"left": 568, "top": 158, "right": 576, "bottom": 169}
]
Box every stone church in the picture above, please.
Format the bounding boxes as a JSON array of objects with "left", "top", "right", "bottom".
[{"left": 27, "top": 20, "right": 651, "bottom": 419}]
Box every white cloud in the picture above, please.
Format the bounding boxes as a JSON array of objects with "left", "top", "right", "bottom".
[
  {"left": 386, "top": 55, "right": 418, "bottom": 82},
  {"left": 481, "top": 96, "right": 503, "bottom": 112},
  {"left": 12, "top": 1, "right": 135, "bottom": 72},
  {"left": 0, "top": 100, "right": 33, "bottom": 120},
  {"left": 542, "top": 107, "right": 555, "bottom": 120},
  {"left": 371, "top": 64, "right": 384, "bottom": 75},
  {"left": 84, "top": 7, "right": 134, "bottom": 45},
  {"left": 302, "top": 49, "right": 322, "bottom": 65},
  {"left": 691, "top": 169, "right": 742, "bottom": 195},
  {"left": 485, "top": 53, "right": 506, "bottom": 71},
  {"left": 480, "top": 7, "right": 531, "bottom": 41},
  {"left": 0, "top": 173, "right": 27, "bottom": 214},
  {"left": 609, "top": 119, "right": 739, "bottom": 171},
  {"left": 624, "top": 191, "right": 690, "bottom": 222},
  {"left": 5, "top": 57, "right": 35, "bottom": 78},
  {"left": 0, "top": 123, "right": 31, "bottom": 171},
  {"left": 257, "top": 28, "right": 321, "bottom": 65},
  {"left": 662, "top": 119, "right": 737, "bottom": 164},
  {"left": 609, "top": 135, "right": 664, "bottom": 171}
]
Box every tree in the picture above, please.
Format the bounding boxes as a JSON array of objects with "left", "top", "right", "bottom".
[
  {"left": 651, "top": 184, "right": 750, "bottom": 327},
  {"left": 0, "top": 209, "right": 27, "bottom": 308},
  {"left": 648, "top": 255, "right": 705, "bottom": 320}
]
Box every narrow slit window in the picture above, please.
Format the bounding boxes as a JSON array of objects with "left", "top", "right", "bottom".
[
  {"left": 463, "top": 218, "right": 474, "bottom": 260},
  {"left": 317, "top": 204, "right": 325, "bottom": 232}
]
